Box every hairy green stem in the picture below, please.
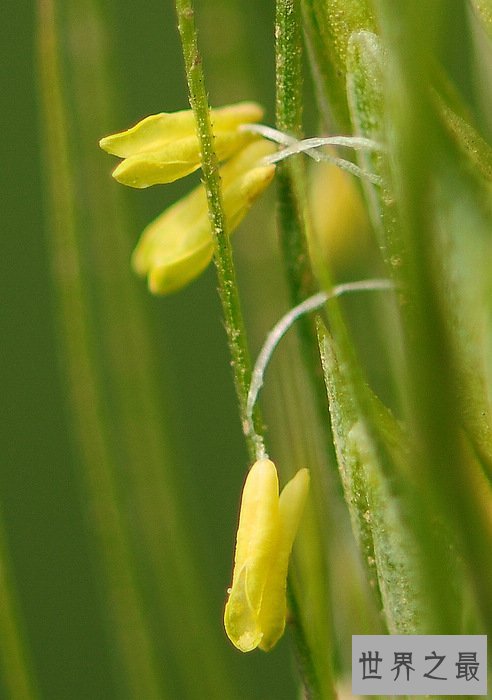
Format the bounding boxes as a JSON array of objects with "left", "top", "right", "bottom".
[
  {"left": 175, "top": 1, "right": 329, "bottom": 694},
  {"left": 175, "top": 0, "right": 263, "bottom": 462},
  {"left": 276, "top": 0, "right": 313, "bottom": 302},
  {"left": 275, "top": 2, "right": 337, "bottom": 698}
]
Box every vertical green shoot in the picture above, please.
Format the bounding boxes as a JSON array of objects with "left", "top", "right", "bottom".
[{"left": 175, "top": 0, "right": 262, "bottom": 461}]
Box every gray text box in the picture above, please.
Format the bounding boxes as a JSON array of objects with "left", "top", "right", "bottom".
[{"left": 352, "top": 635, "right": 487, "bottom": 695}]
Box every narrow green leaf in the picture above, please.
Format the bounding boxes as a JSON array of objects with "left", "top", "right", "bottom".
[
  {"left": 318, "top": 322, "right": 430, "bottom": 635},
  {"left": 37, "top": 2, "right": 163, "bottom": 696},
  {"left": 346, "top": 30, "right": 403, "bottom": 266},
  {"left": 374, "top": 0, "right": 492, "bottom": 632},
  {"left": 301, "top": 0, "right": 375, "bottom": 131},
  {"left": 348, "top": 23, "right": 492, "bottom": 493},
  {"left": 470, "top": 0, "right": 492, "bottom": 38}
]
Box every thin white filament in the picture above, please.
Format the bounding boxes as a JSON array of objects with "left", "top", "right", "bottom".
[
  {"left": 239, "top": 123, "right": 299, "bottom": 148},
  {"left": 245, "top": 279, "right": 395, "bottom": 445},
  {"left": 267, "top": 135, "right": 384, "bottom": 154},
  {"left": 264, "top": 143, "right": 383, "bottom": 185},
  {"left": 240, "top": 124, "right": 383, "bottom": 185}
]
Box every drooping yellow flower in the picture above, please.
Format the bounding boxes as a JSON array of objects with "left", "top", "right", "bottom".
[
  {"left": 224, "top": 459, "right": 310, "bottom": 652},
  {"left": 99, "top": 102, "right": 263, "bottom": 187},
  {"left": 132, "top": 140, "right": 276, "bottom": 294}
]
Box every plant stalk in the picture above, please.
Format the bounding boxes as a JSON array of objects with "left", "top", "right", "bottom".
[{"left": 175, "top": 0, "right": 261, "bottom": 462}]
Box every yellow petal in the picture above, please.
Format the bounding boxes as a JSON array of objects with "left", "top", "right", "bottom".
[
  {"left": 219, "top": 139, "right": 275, "bottom": 188},
  {"left": 148, "top": 239, "right": 213, "bottom": 295},
  {"left": 222, "top": 566, "right": 263, "bottom": 653},
  {"left": 99, "top": 102, "right": 265, "bottom": 187},
  {"left": 224, "top": 459, "right": 280, "bottom": 651},
  {"left": 133, "top": 186, "right": 211, "bottom": 294},
  {"left": 99, "top": 111, "right": 196, "bottom": 158},
  {"left": 257, "top": 468, "right": 310, "bottom": 652},
  {"left": 229, "top": 459, "right": 279, "bottom": 608},
  {"left": 112, "top": 130, "right": 257, "bottom": 188},
  {"left": 219, "top": 141, "right": 276, "bottom": 232},
  {"left": 131, "top": 182, "right": 206, "bottom": 277},
  {"left": 210, "top": 102, "right": 264, "bottom": 132},
  {"left": 132, "top": 141, "right": 276, "bottom": 294},
  {"left": 99, "top": 101, "right": 263, "bottom": 157},
  {"left": 278, "top": 469, "right": 310, "bottom": 550},
  {"left": 309, "top": 159, "right": 370, "bottom": 271}
]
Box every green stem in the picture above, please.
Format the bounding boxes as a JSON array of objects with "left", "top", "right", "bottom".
[
  {"left": 0, "top": 512, "right": 39, "bottom": 700},
  {"left": 275, "top": 2, "right": 337, "bottom": 698},
  {"left": 286, "top": 581, "right": 323, "bottom": 700},
  {"left": 275, "top": 0, "right": 336, "bottom": 410},
  {"left": 175, "top": 0, "right": 261, "bottom": 462},
  {"left": 275, "top": 0, "right": 312, "bottom": 301},
  {"left": 175, "top": 3, "right": 328, "bottom": 696}
]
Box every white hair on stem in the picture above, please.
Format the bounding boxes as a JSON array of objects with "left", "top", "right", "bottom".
[
  {"left": 239, "top": 124, "right": 384, "bottom": 184},
  {"left": 245, "top": 279, "right": 395, "bottom": 459}
]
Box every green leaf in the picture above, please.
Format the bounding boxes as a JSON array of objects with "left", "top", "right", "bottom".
[
  {"left": 436, "top": 93, "right": 492, "bottom": 182},
  {"left": 0, "top": 512, "right": 39, "bottom": 700},
  {"left": 470, "top": 0, "right": 492, "bottom": 38},
  {"left": 374, "top": 0, "right": 492, "bottom": 633},
  {"left": 301, "top": 0, "right": 376, "bottom": 130},
  {"left": 346, "top": 29, "right": 403, "bottom": 267},
  {"left": 318, "top": 321, "right": 429, "bottom": 634}
]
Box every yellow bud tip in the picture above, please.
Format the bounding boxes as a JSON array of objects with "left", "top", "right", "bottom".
[{"left": 224, "top": 461, "right": 309, "bottom": 652}]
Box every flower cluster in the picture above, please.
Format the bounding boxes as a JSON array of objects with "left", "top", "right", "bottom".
[
  {"left": 101, "top": 103, "right": 309, "bottom": 654},
  {"left": 100, "top": 102, "right": 275, "bottom": 293}
]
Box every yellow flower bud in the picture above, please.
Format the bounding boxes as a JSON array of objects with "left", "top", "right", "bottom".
[
  {"left": 309, "top": 159, "right": 371, "bottom": 273},
  {"left": 99, "top": 102, "right": 263, "bottom": 188},
  {"left": 224, "top": 459, "right": 310, "bottom": 653},
  {"left": 132, "top": 140, "right": 276, "bottom": 295}
]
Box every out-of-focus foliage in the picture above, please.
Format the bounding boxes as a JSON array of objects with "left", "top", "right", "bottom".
[{"left": 2, "top": 0, "right": 492, "bottom": 698}]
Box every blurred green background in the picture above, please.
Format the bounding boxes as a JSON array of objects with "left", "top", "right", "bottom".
[
  {"left": 5, "top": 1, "right": 491, "bottom": 698},
  {"left": 1, "top": 0, "right": 313, "bottom": 698}
]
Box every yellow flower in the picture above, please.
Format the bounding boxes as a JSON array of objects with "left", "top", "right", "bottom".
[
  {"left": 132, "top": 140, "right": 276, "bottom": 294},
  {"left": 309, "top": 159, "right": 371, "bottom": 273},
  {"left": 224, "top": 459, "right": 310, "bottom": 652},
  {"left": 99, "top": 102, "right": 263, "bottom": 187}
]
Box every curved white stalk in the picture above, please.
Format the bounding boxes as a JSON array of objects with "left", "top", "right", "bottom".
[
  {"left": 240, "top": 124, "right": 384, "bottom": 184},
  {"left": 245, "top": 279, "right": 395, "bottom": 452}
]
